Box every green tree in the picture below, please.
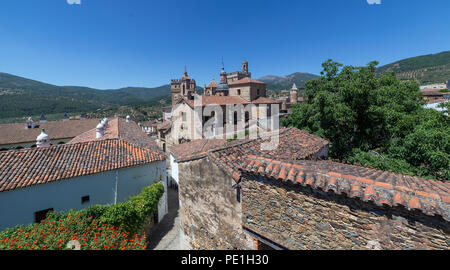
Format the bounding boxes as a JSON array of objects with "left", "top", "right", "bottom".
[{"left": 283, "top": 60, "right": 449, "bottom": 181}]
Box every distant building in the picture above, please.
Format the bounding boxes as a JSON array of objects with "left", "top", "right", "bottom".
[
  {"left": 226, "top": 60, "right": 251, "bottom": 84},
  {"left": 171, "top": 70, "right": 196, "bottom": 105},
  {"left": 157, "top": 61, "right": 281, "bottom": 154},
  {"left": 0, "top": 117, "right": 167, "bottom": 231},
  {"left": 420, "top": 83, "right": 447, "bottom": 90}
]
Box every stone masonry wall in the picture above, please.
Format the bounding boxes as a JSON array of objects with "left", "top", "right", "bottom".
[
  {"left": 178, "top": 158, "right": 255, "bottom": 250},
  {"left": 241, "top": 175, "right": 450, "bottom": 250}
]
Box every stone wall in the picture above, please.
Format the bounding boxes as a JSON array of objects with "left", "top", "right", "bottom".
[
  {"left": 178, "top": 158, "right": 255, "bottom": 250},
  {"left": 241, "top": 174, "right": 450, "bottom": 250}
]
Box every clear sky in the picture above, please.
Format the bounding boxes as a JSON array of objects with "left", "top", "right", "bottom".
[{"left": 0, "top": 0, "right": 449, "bottom": 89}]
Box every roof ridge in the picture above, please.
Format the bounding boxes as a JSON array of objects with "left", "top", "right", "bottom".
[{"left": 239, "top": 155, "right": 450, "bottom": 222}]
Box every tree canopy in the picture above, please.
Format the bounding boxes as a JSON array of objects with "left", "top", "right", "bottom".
[{"left": 282, "top": 60, "right": 449, "bottom": 181}]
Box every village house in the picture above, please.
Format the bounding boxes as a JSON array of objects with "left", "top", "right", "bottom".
[
  {"left": 0, "top": 117, "right": 168, "bottom": 231},
  {"left": 173, "top": 127, "right": 450, "bottom": 250}
]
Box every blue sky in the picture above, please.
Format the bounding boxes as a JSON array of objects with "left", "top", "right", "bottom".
[{"left": 0, "top": 0, "right": 449, "bottom": 89}]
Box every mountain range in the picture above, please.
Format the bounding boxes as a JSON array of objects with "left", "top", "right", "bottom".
[
  {"left": 376, "top": 50, "right": 450, "bottom": 84},
  {"left": 1, "top": 50, "right": 449, "bottom": 120},
  {"left": 0, "top": 72, "right": 172, "bottom": 119},
  {"left": 258, "top": 72, "right": 319, "bottom": 91}
]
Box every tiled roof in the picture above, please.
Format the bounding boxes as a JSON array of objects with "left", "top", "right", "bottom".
[
  {"left": 228, "top": 77, "right": 266, "bottom": 86},
  {"left": 156, "top": 121, "right": 172, "bottom": 131},
  {"left": 184, "top": 96, "right": 250, "bottom": 107},
  {"left": 0, "top": 119, "right": 100, "bottom": 145},
  {"left": 69, "top": 118, "right": 161, "bottom": 153},
  {"left": 0, "top": 139, "right": 166, "bottom": 193},
  {"left": 206, "top": 128, "right": 329, "bottom": 181},
  {"left": 181, "top": 96, "right": 280, "bottom": 107},
  {"left": 240, "top": 155, "right": 450, "bottom": 222},
  {"left": 251, "top": 97, "right": 282, "bottom": 104},
  {"left": 421, "top": 89, "right": 445, "bottom": 96},
  {"left": 170, "top": 138, "right": 230, "bottom": 162}
]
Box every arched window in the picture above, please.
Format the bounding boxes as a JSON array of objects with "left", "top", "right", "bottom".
[{"left": 233, "top": 111, "right": 238, "bottom": 125}]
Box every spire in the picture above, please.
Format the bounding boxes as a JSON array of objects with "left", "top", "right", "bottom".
[{"left": 291, "top": 83, "right": 298, "bottom": 91}]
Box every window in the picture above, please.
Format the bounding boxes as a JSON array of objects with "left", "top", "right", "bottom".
[
  {"left": 257, "top": 89, "right": 260, "bottom": 96},
  {"left": 237, "top": 89, "right": 241, "bottom": 95},
  {"left": 81, "top": 195, "right": 90, "bottom": 204},
  {"left": 233, "top": 111, "right": 238, "bottom": 125},
  {"left": 182, "top": 112, "right": 186, "bottom": 121},
  {"left": 34, "top": 208, "right": 54, "bottom": 223}
]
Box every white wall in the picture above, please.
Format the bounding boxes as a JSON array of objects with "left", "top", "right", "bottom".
[
  {"left": 170, "top": 153, "right": 179, "bottom": 186},
  {"left": 0, "top": 160, "right": 167, "bottom": 231}
]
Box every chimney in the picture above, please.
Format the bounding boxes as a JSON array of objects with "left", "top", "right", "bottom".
[
  {"left": 290, "top": 83, "right": 298, "bottom": 105},
  {"left": 126, "top": 115, "right": 131, "bottom": 123},
  {"left": 36, "top": 128, "right": 50, "bottom": 148},
  {"left": 25, "top": 117, "right": 36, "bottom": 129},
  {"left": 96, "top": 120, "right": 105, "bottom": 138},
  {"left": 102, "top": 118, "right": 109, "bottom": 129}
]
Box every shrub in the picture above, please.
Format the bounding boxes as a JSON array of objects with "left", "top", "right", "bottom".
[
  {"left": 0, "top": 212, "right": 146, "bottom": 250},
  {"left": 0, "top": 182, "right": 164, "bottom": 250}
]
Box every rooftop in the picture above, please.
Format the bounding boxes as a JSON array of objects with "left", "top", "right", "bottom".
[
  {"left": 0, "top": 139, "right": 165, "bottom": 193},
  {"left": 228, "top": 77, "right": 266, "bottom": 86},
  {"left": 239, "top": 155, "right": 450, "bottom": 222},
  {"left": 69, "top": 117, "right": 161, "bottom": 152},
  {"left": 0, "top": 119, "right": 100, "bottom": 145}
]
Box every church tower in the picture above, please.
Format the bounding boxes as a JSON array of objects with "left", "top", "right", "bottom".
[
  {"left": 171, "top": 68, "right": 196, "bottom": 105},
  {"left": 242, "top": 60, "right": 249, "bottom": 74}
]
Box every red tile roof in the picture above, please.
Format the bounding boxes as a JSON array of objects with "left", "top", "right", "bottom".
[
  {"left": 239, "top": 155, "right": 450, "bottom": 222},
  {"left": 170, "top": 138, "right": 231, "bottom": 162},
  {"left": 0, "top": 119, "right": 101, "bottom": 145},
  {"left": 228, "top": 77, "right": 266, "bottom": 86},
  {"left": 184, "top": 96, "right": 250, "bottom": 107},
  {"left": 0, "top": 139, "right": 166, "bottom": 193},
  {"left": 251, "top": 97, "right": 282, "bottom": 104},
  {"left": 69, "top": 118, "right": 161, "bottom": 152},
  {"left": 157, "top": 120, "right": 172, "bottom": 131}
]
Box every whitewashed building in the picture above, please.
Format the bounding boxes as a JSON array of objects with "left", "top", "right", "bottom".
[{"left": 0, "top": 117, "right": 168, "bottom": 231}]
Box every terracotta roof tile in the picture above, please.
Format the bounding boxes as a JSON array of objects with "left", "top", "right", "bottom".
[
  {"left": 69, "top": 118, "right": 161, "bottom": 153},
  {"left": 239, "top": 156, "right": 450, "bottom": 222},
  {"left": 0, "top": 119, "right": 100, "bottom": 145},
  {"left": 0, "top": 139, "right": 165, "bottom": 193},
  {"left": 228, "top": 77, "right": 266, "bottom": 86}
]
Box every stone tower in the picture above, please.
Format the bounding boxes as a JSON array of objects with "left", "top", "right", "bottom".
[
  {"left": 171, "top": 68, "right": 196, "bottom": 105},
  {"left": 242, "top": 60, "right": 249, "bottom": 74},
  {"left": 290, "top": 83, "right": 298, "bottom": 105}
]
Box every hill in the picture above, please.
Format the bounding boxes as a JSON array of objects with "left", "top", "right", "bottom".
[
  {"left": 0, "top": 72, "right": 172, "bottom": 119},
  {"left": 258, "top": 72, "right": 319, "bottom": 91},
  {"left": 376, "top": 51, "right": 450, "bottom": 84}
]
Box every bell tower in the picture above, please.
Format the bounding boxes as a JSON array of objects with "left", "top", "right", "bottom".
[{"left": 242, "top": 60, "right": 249, "bottom": 74}]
